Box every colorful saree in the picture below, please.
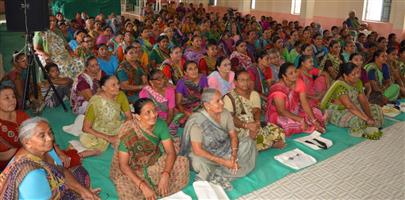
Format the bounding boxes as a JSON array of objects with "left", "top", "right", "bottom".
[
  {"left": 320, "top": 80, "right": 384, "bottom": 139},
  {"left": 80, "top": 92, "right": 128, "bottom": 152},
  {"left": 160, "top": 58, "right": 186, "bottom": 84},
  {"left": 207, "top": 71, "right": 235, "bottom": 96},
  {"left": 225, "top": 90, "right": 285, "bottom": 151},
  {"left": 364, "top": 62, "right": 400, "bottom": 101},
  {"left": 34, "top": 30, "right": 84, "bottom": 78},
  {"left": 70, "top": 72, "right": 99, "bottom": 115},
  {"left": 0, "top": 110, "right": 30, "bottom": 170},
  {"left": 139, "top": 86, "right": 177, "bottom": 135},
  {"left": 297, "top": 68, "right": 328, "bottom": 106},
  {"left": 174, "top": 75, "right": 208, "bottom": 126},
  {"left": 229, "top": 51, "right": 253, "bottom": 70},
  {"left": 319, "top": 53, "right": 343, "bottom": 79},
  {"left": 116, "top": 61, "right": 145, "bottom": 102},
  {"left": 0, "top": 151, "right": 89, "bottom": 199},
  {"left": 150, "top": 46, "right": 170, "bottom": 66},
  {"left": 198, "top": 56, "right": 217, "bottom": 75},
  {"left": 184, "top": 48, "right": 206, "bottom": 63},
  {"left": 110, "top": 120, "right": 189, "bottom": 200},
  {"left": 266, "top": 80, "right": 325, "bottom": 136}
]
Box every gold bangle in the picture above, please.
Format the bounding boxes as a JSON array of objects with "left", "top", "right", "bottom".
[
  {"left": 138, "top": 180, "right": 145, "bottom": 190},
  {"left": 162, "top": 171, "right": 170, "bottom": 177}
]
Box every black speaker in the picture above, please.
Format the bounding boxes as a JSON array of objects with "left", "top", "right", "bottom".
[{"left": 5, "top": 0, "right": 49, "bottom": 32}]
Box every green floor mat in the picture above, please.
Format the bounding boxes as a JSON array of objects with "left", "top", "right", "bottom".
[{"left": 37, "top": 102, "right": 405, "bottom": 200}]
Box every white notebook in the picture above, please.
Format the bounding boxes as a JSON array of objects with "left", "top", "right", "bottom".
[
  {"left": 274, "top": 148, "right": 317, "bottom": 170},
  {"left": 68, "top": 140, "right": 88, "bottom": 153},
  {"left": 159, "top": 191, "right": 192, "bottom": 200},
  {"left": 193, "top": 181, "right": 230, "bottom": 200},
  {"left": 294, "top": 131, "right": 333, "bottom": 150}
]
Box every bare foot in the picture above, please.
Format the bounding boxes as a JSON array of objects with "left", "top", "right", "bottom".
[
  {"left": 79, "top": 149, "right": 102, "bottom": 158},
  {"left": 272, "top": 140, "right": 286, "bottom": 149}
]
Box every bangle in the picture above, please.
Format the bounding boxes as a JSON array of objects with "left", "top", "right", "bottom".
[
  {"left": 212, "top": 156, "right": 217, "bottom": 162},
  {"left": 137, "top": 180, "right": 145, "bottom": 190},
  {"left": 162, "top": 171, "right": 170, "bottom": 177}
]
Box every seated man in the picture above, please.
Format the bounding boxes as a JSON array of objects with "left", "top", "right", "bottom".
[
  {"left": 180, "top": 88, "right": 257, "bottom": 190},
  {"left": 223, "top": 70, "right": 285, "bottom": 151}
]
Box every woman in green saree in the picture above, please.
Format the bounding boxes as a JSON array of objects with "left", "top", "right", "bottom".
[
  {"left": 320, "top": 62, "right": 384, "bottom": 140},
  {"left": 81, "top": 75, "right": 132, "bottom": 152},
  {"left": 320, "top": 40, "right": 344, "bottom": 80},
  {"left": 110, "top": 98, "right": 189, "bottom": 200},
  {"left": 149, "top": 35, "right": 170, "bottom": 69},
  {"left": 364, "top": 50, "right": 400, "bottom": 102}
]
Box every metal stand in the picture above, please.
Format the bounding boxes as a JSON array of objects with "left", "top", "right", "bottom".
[{"left": 22, "top": 33, "right": 68, "bottom": 112}]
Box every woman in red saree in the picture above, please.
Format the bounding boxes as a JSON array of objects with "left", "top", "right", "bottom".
[
  {"left": 266, "top": 63, "right": 326, "bottom": 136},
  {"left": 296, "top": 55, "right": 330, "bottom": 107},
  {"left": 0, "top": 86, "right": 29, "bottom": 171}
]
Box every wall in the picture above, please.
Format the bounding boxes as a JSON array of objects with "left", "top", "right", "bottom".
[
  {"left": 0, "top": 1, "right": 4, "bottom": 14},
  {"left": 195, "top": 0, "right": 405, "bottom": 38}
]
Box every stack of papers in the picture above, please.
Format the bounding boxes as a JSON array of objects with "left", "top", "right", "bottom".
[
  {"left": 193, "top": 181, "right": 229, "bottom": 200},
  {"left": 274, "top": 148, "right": 317, "bottom": 170},
  {"left": 294, "top": 131, "right": 333, "bottom": 150},
  {"left": 382, "top": 105, "right": 401, "bottom": 117},
  {"left": 68, "top": 140, "right": 88, "bottom": 153},
  {"left": 159, "top": 191, "right": 192, "bottom": 200}
]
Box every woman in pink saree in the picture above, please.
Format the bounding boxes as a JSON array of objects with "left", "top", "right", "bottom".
[{"left": 266, "top": 62, "right": 326, "bottom": 136}]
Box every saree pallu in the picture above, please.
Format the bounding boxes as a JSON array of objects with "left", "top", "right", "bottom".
[
  {"left": 321, "top": 80, "right": 384, "bottom": 139},
  {"left": 184, "top": 48, "right": 206, "bottom": 63},
  {"left": 0, "top": 154, "right": 66, "bottom": 199},
  {"left": 181, "top": 110, "right": 256, "bottom": 189},
  {"left": 159, "top": 58, "right": 185, "bottom": 85},
  {"left": 117, "top": 61, "right": 145, "bottom": 101},
  {"left": 229, "top": 51, "right": 253, "bottom": 70},
  {"left": 173, "top": 77, "right": 204, "bottom": 127},
  {"left": 70, "top": 73, "right": 98, "bottom": 115},
  {"left": 298, "top": 69, "right": 328, "bottom": 107},
  {"left": 319, "top": 53, "right": 343, "bottom": 79},
  {"left": 365, "top": 63, "right": 400, "bottom": 101},
  {"left": 80, "top": 95, "right": 123, "bottom": 152},
  {"left": 226, "top": 91, "right": 285, "bottom": 151},
  {"left": 266, "top": 82, "right": 325, "bottom": 136},
  {"left": 140, "top": 86, "right": 178, "bottom": 135},
  {"left": 110, "top": 129, "right": 189, "bottom": 200},
  {"left": 150, "top": 47, "right": 170, "bottom": 66},
  {"left": 36, "top": 31, "right": 84, "bottom": 78}
]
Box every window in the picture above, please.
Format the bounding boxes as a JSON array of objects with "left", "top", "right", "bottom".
[
  {"left": 209, "top": 0, "right": 217, "bottom": 6},
  {"left": 251, "top": 0, "right": 256, "bottom": 9},
  {"left": 291, "top": 0, "right": 301, "bottom": 15},
  {"left": 363, "top": 0, "right": 392, "bottom": 22}
]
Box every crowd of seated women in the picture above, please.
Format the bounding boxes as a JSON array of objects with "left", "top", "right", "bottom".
[{"left": 0, "top": 2, "right": 404, "bottom": 199}]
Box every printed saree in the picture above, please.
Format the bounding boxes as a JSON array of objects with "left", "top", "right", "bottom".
[
  {"left": 80, "top": 94, "right": 124, "bottom": 152},
  {"left": 226, "top": 90, "right": 285, "bottom": 151},
  {"left": 320, "top": 80, "right": 384, "bottom": 139},
  {"left": 110, "top": 121, "right": 189, "bottom": 200}
]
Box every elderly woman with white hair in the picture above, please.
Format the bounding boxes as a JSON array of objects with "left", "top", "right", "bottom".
[
  {"left": 180, "top": 88, "right": 257, "bottom": 190},
  {"left": 0, "top": 117, "right": 99, "bottom": 200}
]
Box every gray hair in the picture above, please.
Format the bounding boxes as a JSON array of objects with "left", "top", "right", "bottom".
[
  {"left": 201, "top": 88, "right": 219, "bottom": 103},
  {"left": 19, "top": 117, "right": 49, "bottom": 142}
]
